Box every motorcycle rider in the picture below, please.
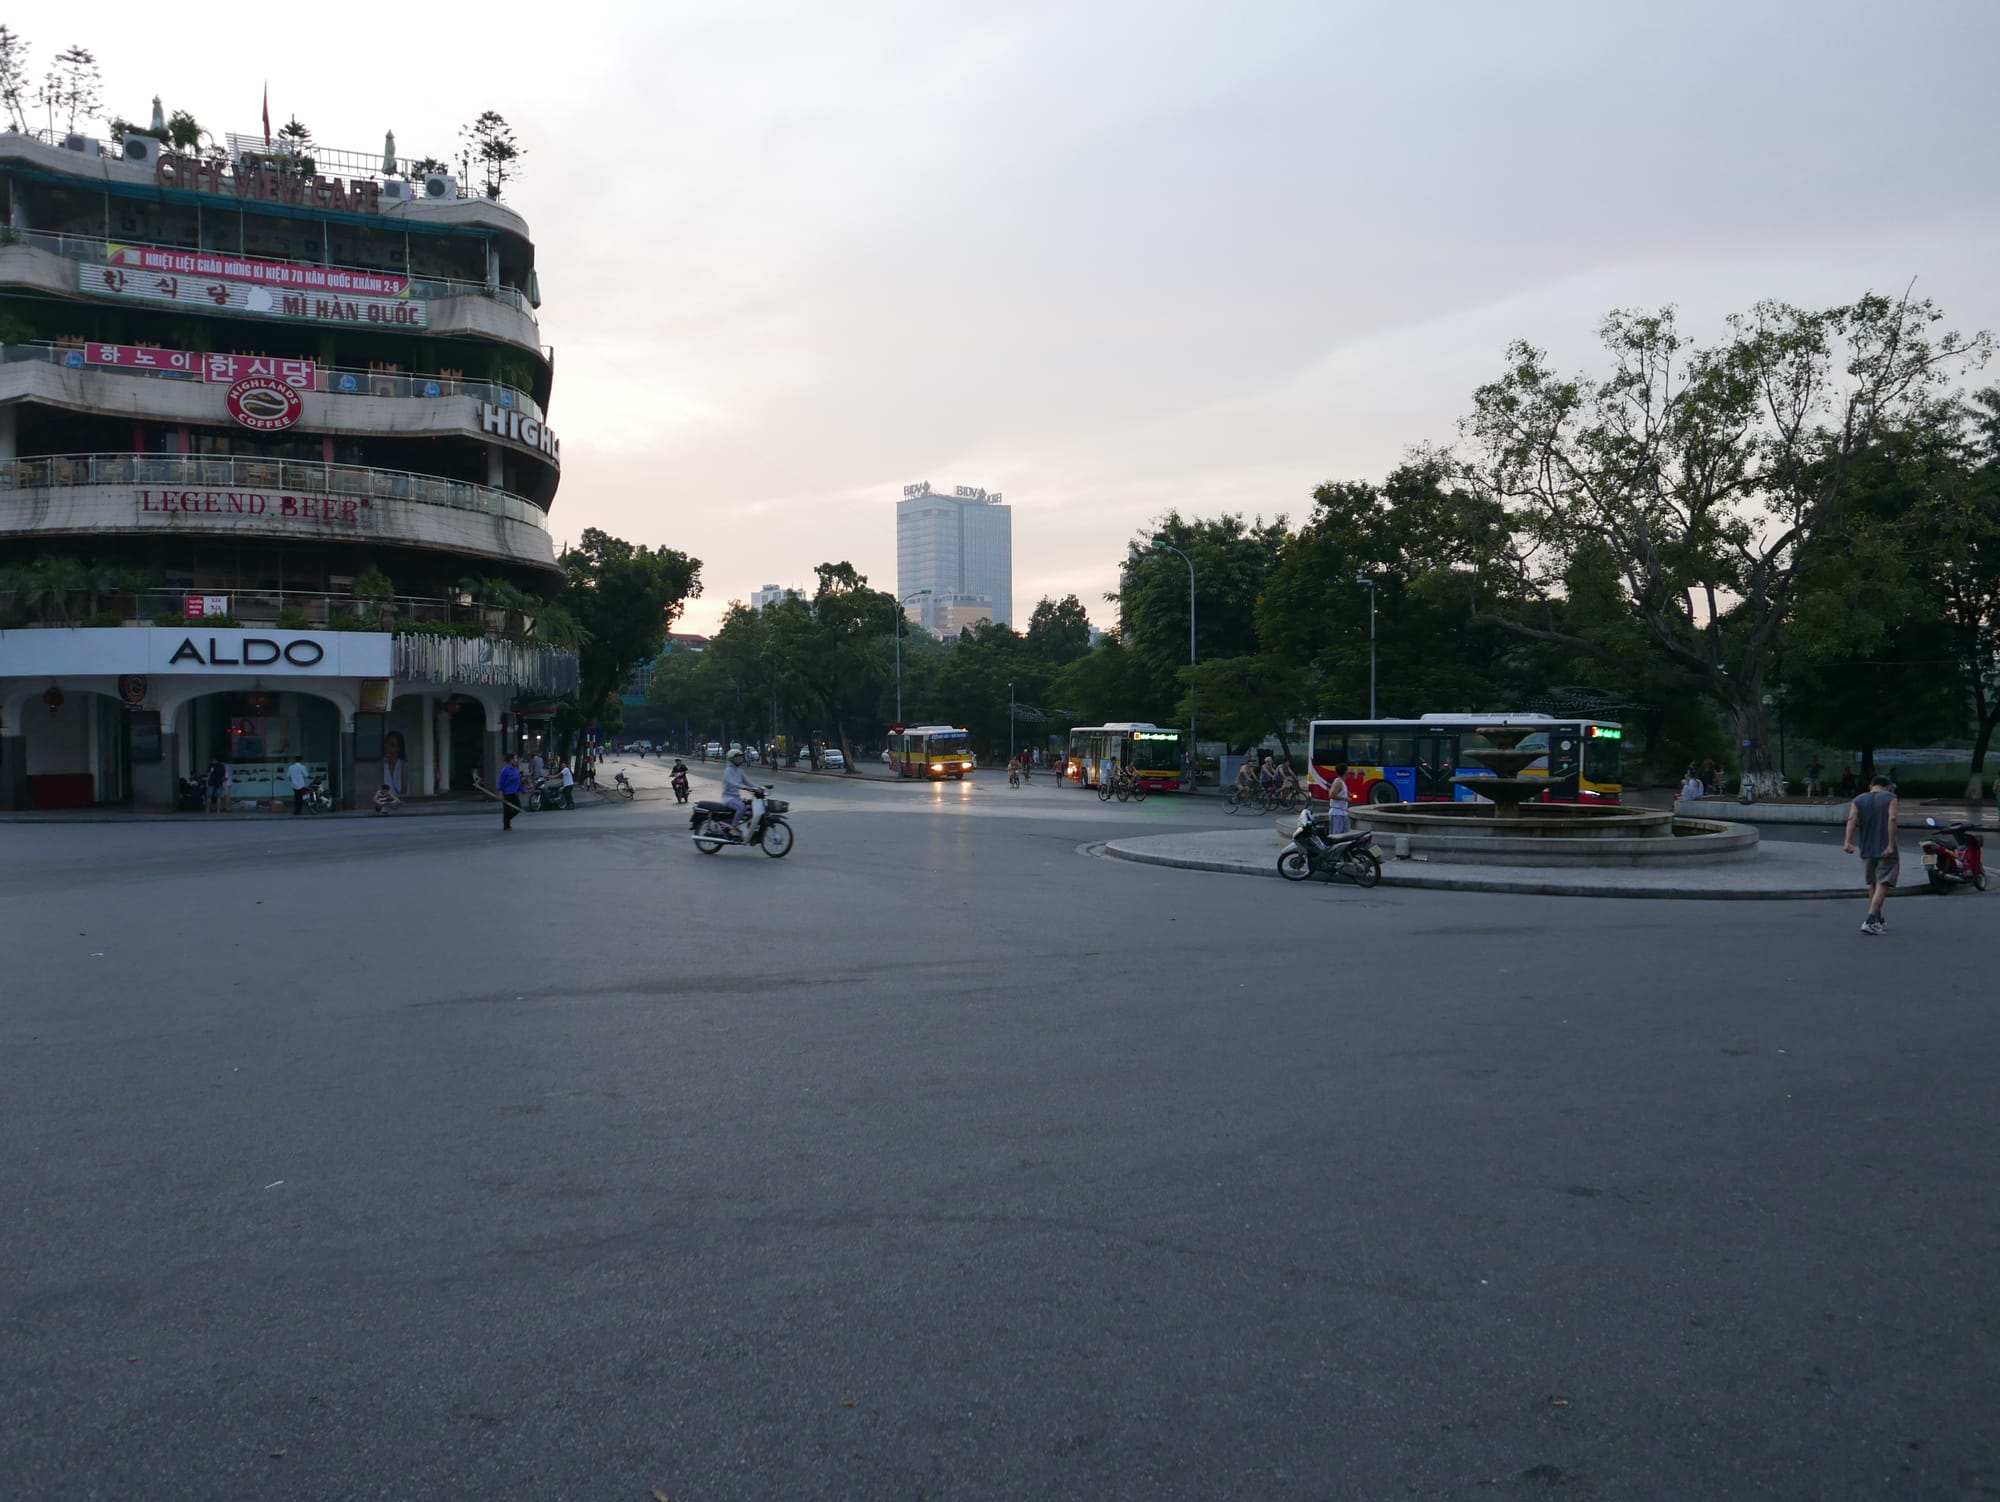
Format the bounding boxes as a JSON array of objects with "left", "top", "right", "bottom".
[
  {"left": 721, "top": 748, "right": 763, "bottom": 838},
  {"left": 670, "top": 756, "right": 691, "bottom": 804}
]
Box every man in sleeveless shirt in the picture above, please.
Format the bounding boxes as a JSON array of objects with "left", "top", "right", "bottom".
[{"left": 1843, "top": 775, "right": 1899, "bottom": 935}]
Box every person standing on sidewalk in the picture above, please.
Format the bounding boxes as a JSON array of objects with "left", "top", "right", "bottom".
[
  {"left": 497, "top": 754, "right": 524, "bottom": 831},
  {"left": 1843, "top": 774, "right": 1900, "bottom": 935},
  {"left": 287, "top": 756, "right": 309, "bottom": 815}
]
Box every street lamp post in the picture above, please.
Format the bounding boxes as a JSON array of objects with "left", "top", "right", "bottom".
[
  {"left": 1008, "top": 681, "right": 1015, "bottom": 766},
  {"left": 894, "top": 588, "right": 932, "bottom": 725},
  {"left": 1141, "top": 538, "right": 1197, "bottom": 787},
  {"left": 1354, "top": 571, "right": 1377, "bottom": 719}
]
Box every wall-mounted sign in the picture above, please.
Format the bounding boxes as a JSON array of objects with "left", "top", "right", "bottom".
[
  {"left": 107, "top": 243, "right": 409, "bottom": 298},
  {"left": 118, "top": 674, "right": 149, "bottom": 706},
  {"left": 479, "top": 402, "right": 560, "bottom": 461},
  {"left": 139, "top": 491, "right": 374, "bottom": 527},
  {"left": 954, "top": 485, "right": 986, "bottom": 500},
  {"left": 167, "top": 635, "right": 326, "bottom": 668},
  {"left": 155, "top": 153, "right": 384, "bottom": 214},
  {"left": 0, "top": 627, "right": 392, "bottom": 678},
  {"left": 226, "top": 377, "right": 305, "bottom": 431},
  {"left": 80, "top": 343, "right": 317, "bottom": 388},
  {"left": 80, "top": 265, "right": 428, "bottom": 328},
  {"left": 184, "top": 595, "right": 230, "bottom": 619}
]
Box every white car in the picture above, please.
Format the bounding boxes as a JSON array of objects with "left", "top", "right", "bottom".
[{"left": 822, "top": 749, "right": 846, "bottom": 770}]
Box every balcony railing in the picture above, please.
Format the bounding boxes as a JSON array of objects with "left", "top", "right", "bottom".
[
  {"left": 14, "top": 127, "right": 480, "bottom": 197},
  {"left": 0, "top": 453, "right": 550, "bottom": 531},
  {"left": 8, "top": 227, "right": 536, "bottom": 318},
  {"left": 3, "top": 342, "right": 548, "bottom": 424},
  {"left": 396, "top": 633, "right": 579, "bottom": 698}
]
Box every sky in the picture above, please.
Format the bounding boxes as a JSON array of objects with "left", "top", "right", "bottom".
[{"left": 39, "top": 0, "right": 2000, "bottom": 633}]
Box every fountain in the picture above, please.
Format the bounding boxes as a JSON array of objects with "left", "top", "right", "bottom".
[
  {"left": 1346, "top": 722, "right": 1759, "bottom": 867},
  {"left": 1452, "top": 723, "right": 1546, "bottom": 819}
]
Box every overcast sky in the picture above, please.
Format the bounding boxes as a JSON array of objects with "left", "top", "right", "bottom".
[{"left": 55, "top": 0, "right": 2000, "bottom": 632}]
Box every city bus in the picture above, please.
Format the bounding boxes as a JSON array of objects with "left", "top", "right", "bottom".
[
  {"left": 1307, "top": 714, "right": 1623, "bottom": 806},
  {"left": 889, "top": 725, "right": 975, "bottom": 780},
  {"left": 1064, "top": 723, "right": 1186, "bottom": 792}
]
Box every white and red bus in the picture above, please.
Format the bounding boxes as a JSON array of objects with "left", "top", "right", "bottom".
[{"left": 889, "top": 725, "right": 975, "bottom": 780}]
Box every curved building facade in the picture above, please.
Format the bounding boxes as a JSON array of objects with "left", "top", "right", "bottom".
[{"left": 0, "top": 127, "right": 576, "bottom": 810}]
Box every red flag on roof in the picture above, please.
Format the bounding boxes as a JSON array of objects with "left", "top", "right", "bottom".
[{"left": 262, "top": 83, "right": 271, "bottom": 146}]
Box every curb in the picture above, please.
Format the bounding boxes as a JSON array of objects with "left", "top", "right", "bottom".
[{"left": 1096, "top": 840, "right": 1865, "bottom": 901}]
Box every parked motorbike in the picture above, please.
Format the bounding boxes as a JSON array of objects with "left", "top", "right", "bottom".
[
  {"left": 689, "top": 789, "right": 794, "bottom": 858},
  {"left": 1277, "top": 806, "right": 1381, "bottom": 886},
  {"left": 529, "top": 776, "right": 573, "bottom": 812},
  {"left": 1920, "top": 817, "right": 1987, "bottom": 892},
  {"left": 301, "top": 775, "right": 334, "bottom": 815}
]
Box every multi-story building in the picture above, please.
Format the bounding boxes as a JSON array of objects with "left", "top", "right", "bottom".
[
  {"left": 0, "top": 125, "right": 575, "bottom": 809},
  {"left": 897, "top": 482, "right": 1012, "bottom": 633},
  {"left": 749, "top": 584, "right": 801, "bottom": 611},
  {"left": 914, "top": 594, "right": 993, "bottom": 640}
]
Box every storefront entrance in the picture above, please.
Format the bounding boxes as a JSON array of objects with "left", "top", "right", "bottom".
[
  {"left": 447, "top": 699, "right": 487, "bottom": 789},
  {"left": 186, "top": 691, "right": 342, "bottom": 807}
]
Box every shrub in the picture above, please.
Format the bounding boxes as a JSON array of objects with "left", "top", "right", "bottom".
[
  {"left": 80, "top": 610, "right": 125, "bottom": 628},
  {"left": 275, "top": 607, "right": 311, "bottom": 630}
]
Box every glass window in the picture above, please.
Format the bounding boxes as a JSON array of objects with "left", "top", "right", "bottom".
[
  {"left": 1377, "top": 734, "right": 1416, "bottom": 768},
  {"left": 1346, "top": 733, "right": 1380, "bottom": 765},
  {"left": 1584, "top": 733, "right": 1623, "bottom": 786}
]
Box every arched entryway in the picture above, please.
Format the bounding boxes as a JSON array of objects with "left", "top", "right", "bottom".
[
  {"left": 178, "top": 688, "right": 346, "bottom": 810},
  {"left": 0, "top": 688, "right": 133, "bottom": 809}
]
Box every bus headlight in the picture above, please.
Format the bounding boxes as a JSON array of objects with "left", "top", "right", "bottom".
[{"left": 930, "top": 763, "right": 942, "bottom": 772}]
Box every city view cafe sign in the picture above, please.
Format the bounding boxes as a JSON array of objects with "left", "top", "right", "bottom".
[{"left": 156, "top": 152, "right": 388, "bottom": 214}]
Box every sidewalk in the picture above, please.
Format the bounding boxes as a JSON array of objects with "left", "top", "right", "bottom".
[{"left": 1098, "top": 827, "right": 1894, "bottom": 900}]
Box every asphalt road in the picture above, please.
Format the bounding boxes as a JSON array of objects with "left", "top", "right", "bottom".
[{"left": 3, "top": 761, "right": 1996, "bottom": 1500}]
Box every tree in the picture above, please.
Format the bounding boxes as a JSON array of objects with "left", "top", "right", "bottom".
[
  {"left": 1116, "top": 511, "right": 1288, "bottom": 678},
  {"left": 558, "top": 529, "right": 703, "bottom": 731},
  {"left": 0, "top": 27, "right": 33, "bottom": 133},
  {"left": 1182, "top": 654, "right": 1308, "bottom": 761},
  {"left": 1453, "top": 297, "right": 1993, "bottom": 792},
  {"left": 1048, "top": 639, "right": 1175, "bottom": 731},
  {"left": 166, "top": 109, "right": 205, "bottom": 154},
  {"left": 757, "top": 563, "right": 899, "bottom": 766},
  {"left": 40, "top": 44, "right": 98, "bottom": 136},
  {"left": 1025, "top": 594, "right": 1093, "bottom": 665},
  {"left": 462, "top": 110, "right": 524, "bottom": 199},
  {"left": 933, "top": 620, "right": 1052, "bottom": 758}
]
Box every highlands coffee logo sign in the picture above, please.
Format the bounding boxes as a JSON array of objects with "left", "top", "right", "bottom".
[
  {"left": 226, "top": 377, "right": 304, "bottom": 431},
  {"left": 168, "top": 636, "right": 327, "bottom": 668}
]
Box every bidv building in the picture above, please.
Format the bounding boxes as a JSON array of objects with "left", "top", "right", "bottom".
[{"left": 0, "top": 124, "right": 575, "bottom": 810}]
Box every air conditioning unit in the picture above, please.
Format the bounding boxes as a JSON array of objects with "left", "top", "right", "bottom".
[
  {"left": 61, "top": 133, "right": 102, "bottom": 157},
  {"left": 121, "top": 134, "right": 165, "bottom": 166},
  {"left": 379, "top": 179, "right": 416, "bottom": 202},
  {"left": 422, "top": 173, "right": 457, "bottom": 200}
]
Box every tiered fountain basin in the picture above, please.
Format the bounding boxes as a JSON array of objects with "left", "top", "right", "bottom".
[{"left": 1352, "top": 803, "right": 1758, "bottom": 866}]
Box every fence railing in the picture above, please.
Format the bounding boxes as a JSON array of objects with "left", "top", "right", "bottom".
[
  {"left": 16, "top": 127, "right": 482, "bottom": 199},
  {"left": 3, "top": 342, "right": 547, "bottom": 424},
  {"left": 8, "top": 226, "right": 536, "bottom": 318},
  {"left": 396, "top": 633, "right": 579, "bottom": 698},
  {"left": 0, "top": 453, "right": 550, "bottom": 532}
]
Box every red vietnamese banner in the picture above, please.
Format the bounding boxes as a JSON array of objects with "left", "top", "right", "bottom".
[{"left": 105, "top": 243, "right": 410, "bottom": 298}]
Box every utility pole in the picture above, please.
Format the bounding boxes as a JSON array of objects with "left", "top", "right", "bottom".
[
  {"left": 895, "top": 588, "right": 931, "bottom": 725},
  {"left": 1008, "top": 681, "right": 1015, "bottom": 766},
  {"left": 1144, "top": 538, "right": 1197, "bottom": 787},
  {"left": 1354, "top": 571, "right": 1377, "bottom": 719}
]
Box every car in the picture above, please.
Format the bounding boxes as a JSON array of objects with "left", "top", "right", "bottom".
[
  {"left": 822, "top": 749, "right": 846, "bottom": 770},
  {"left": 703, "top": 742, "right": 724, "bottom": 758}
]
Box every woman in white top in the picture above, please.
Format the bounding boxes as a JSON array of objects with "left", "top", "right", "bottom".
[{"left": 1326, "top": 763, "right": 1353, "bottom": 834}]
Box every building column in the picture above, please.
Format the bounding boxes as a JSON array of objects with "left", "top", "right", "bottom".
[
  {"left": 339, "top": 720, "right": 358, "bottom": 811},
  {"left": 484, "top": 713, "right": 505, "bottom": 791},
  {"left": 131, "top": 730, "right": 177, "bottom": 810},
  {"left": 0, "top": 730, "right": 26, "bottom": 810},
  {"left": 486, "top": 444, "right": 504, "bottom": 488},
  {"left": 486, "top": 242, "right": 501, "bottom": 291},
  {"left": 0, "top": 404, "right": 16, "bottom": 461}
]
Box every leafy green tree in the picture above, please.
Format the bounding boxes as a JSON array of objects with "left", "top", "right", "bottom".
[
  {"left": 1048, "top": 638, "right": 1175, "bottom": 731},
  {"left": 462, "top": 110, "right": 524, "bottom": 199},
  {"left": 758, "top": 563, "right": 898, "bottom": 766},
  {"left": 1181, "top": 654, "right": 1308, "bottom": 760},
  {"left": 1025, "top": 594, "right": 1093, "bottom": 665},
  {"left": 558, "top": 529, "right": 702, "bottom": 731},
  {"left": 932, "top": 620, "right": 1055, "bottom": 758},
  {"left": 1117, "top": 511, "right": 1288, "bottom": 679},
  {"left": 1453, "top": 297, "right": 1992, "bottom": 792}
]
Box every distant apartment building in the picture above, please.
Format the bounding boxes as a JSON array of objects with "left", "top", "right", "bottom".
[
  {"left": 749, "top": 584, "right": 801, "bottom": 611},
  {"left": 897, "top": 482, "right": 1012, "bottom": 633}
]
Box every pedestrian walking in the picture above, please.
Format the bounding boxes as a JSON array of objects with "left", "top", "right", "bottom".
[
  {"left": 560, "top": 759, "right": 576, "bottom": 809},
  {"left": 1843, "top": 774, "right": 1900, "bottom": 935},
  {"left": 287, "top": 756, "right": 309, "bottom": 815},
  {"left": 497, "top": 753, "right": 524, "bottom": 831},
  {"left": 1326, "top": 763, "right": 1353, "bottom": 834},
  {"left": 1805, "top": 756, "right": 1824, "bottom": 798},
  {"left": 204, "top": 756, "right": 226, "bottom": 815}
]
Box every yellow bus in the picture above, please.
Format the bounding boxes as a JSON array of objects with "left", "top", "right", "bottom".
[{"left": 889, "top": 725, "right": 975, "bottom": 780}]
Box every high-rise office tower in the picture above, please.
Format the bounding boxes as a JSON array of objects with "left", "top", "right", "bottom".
[{"left": 896, "top": 482, "right": 1012, "bottom": 633}]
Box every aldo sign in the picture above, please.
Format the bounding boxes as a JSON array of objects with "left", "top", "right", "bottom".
[{"left": 0, "top": 628, "right": 392, "bottom": 680}]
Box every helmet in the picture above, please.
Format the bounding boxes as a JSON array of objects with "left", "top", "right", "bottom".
[{"left": 728, "top": 749, "right": 745, "bottom": 765}]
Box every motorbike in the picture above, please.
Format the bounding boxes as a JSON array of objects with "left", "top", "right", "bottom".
[
  {"left": 529, "top": 776, "right": 572, "bottom": 812},
  {"left": 1920, "top": 817, "right": 1987, "bottom": 892},
  {"left": 301, "top": 775, "right": 334, "bottom": 815},
  {"left": 1277, "top": 806, "right": 1382, "bottom": 886},
  {"left": 690, "top": 788, "right": 794, "bottom": 858},
  {"left": 670, "top": 768, "right": 690, "bottom": 804}
]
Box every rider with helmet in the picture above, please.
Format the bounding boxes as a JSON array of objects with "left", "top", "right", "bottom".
[{"left": 721, "top": 748, "right": 763, "bottom": 837}]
